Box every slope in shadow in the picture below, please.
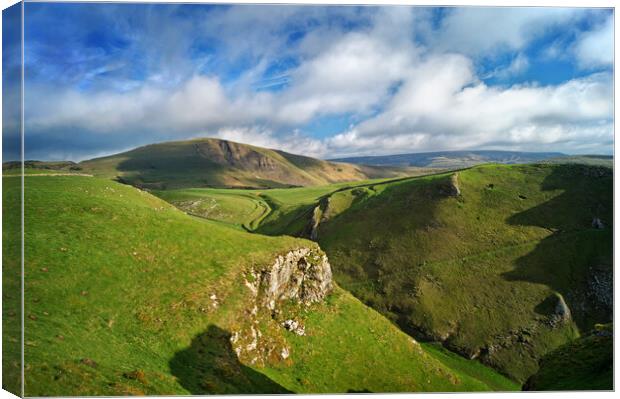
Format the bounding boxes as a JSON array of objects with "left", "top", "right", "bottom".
[
  {"left": 169, "top": 325, "right": 292, "bottom": 394},
  {"left": 503, "top": 164, "right": 613, "bottom": 330}
]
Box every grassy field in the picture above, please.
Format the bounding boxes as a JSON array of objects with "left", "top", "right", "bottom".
[
  {"left": 151, "top": 177, "right": 401, "bottom": 232},
  {"left": 152, "top": 188, "right": 271, "bottom": 230},
  {"left": 2, "top": 177, "right": 22, "bottom": 395},
  {"left": 3, "top": 175, "right": 518, "bottom": 396}
]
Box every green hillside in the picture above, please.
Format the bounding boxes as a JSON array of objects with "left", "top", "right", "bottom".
[
  {"left": 77, "top": 138, "right": 414, "bottom": 190},
  {"left": 524, "top": 323, "right": 613, "bottom": 391},
  {"left": 237, "top": 163, "right": 612, "bottom": 384},
  {"left": 151, "top": 177, "right": 403, "bottom": 231},
  {"left": 3, "top": 174, "right": 518, "bottom": 396}
]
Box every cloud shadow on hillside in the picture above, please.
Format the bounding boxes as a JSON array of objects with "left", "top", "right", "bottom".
[{"left": 502, "top": 164, "right": 613, "bottom": 329}]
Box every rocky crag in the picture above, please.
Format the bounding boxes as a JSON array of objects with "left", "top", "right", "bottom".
[{"left": 230, "top": 247, "right": 333, "bottom": 366}]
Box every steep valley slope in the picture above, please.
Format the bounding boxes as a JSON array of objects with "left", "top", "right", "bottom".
[
  {"left": 247, "top": 163, "right": 613, "bottom": 384},
  {"left": 2, "top": 174, "right": 518, "bottom": 396}
]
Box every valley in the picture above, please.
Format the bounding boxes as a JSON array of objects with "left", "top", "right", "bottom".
[{"left": 2, "top": 139, "right": 613, "bottom": 394}]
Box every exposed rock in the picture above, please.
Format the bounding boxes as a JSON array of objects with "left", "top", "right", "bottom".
[
  {"left": 209, "top": 293, "right": 219, "bottom": 309},
  {"left": 592, "top": 217, "right": 605, "bottom": 229},
  {"left": 309, "top": 204, "right": 323, "bottom": 240},
  {"left": 587, "top": 265, "right": 612, "bottom": 314},
  {"left": 282, "top": 319, "right": 306, "bottom": 336},
  {"left": 232, "top": 247, "right": 332, "bottom": 365},
  {"left": 306, "top": 197, "right": 330, "bottom": 240},
  {"left": 549, "top": 293, "right": 571, "bottom": 327},
  {"left": 260, "top": 247, "right": 333, "bottom": 310},
  {"left": 439, "top": 173, "right": 461, "bottom": 197}
]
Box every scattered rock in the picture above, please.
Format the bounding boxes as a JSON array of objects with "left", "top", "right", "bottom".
[
  {"left": 59, "top": 247, "right": 68, "bottom": 252},
  {"left": 56, "top": 335, "right": 65, "bottom": 341},
  {"left": 280, "top": 347, "right": 290, "bottom": 360},
  {"left": 282, "top": 319, "right": 306, "bottom": 336},
  {"left": 80, "top": 291, "right": 88, "bottom": 296},
  {"left": 40, "top": 267, "right": 49, "bottom": 272},
  {"left": 28, "top": 314, "right": 37, "bottom": 321},
  {"left": 209, "top": 293, "right": 219, "bottom": 309}
]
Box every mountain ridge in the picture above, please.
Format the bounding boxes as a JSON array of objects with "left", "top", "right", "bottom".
[{"left": 330, "top": 150, "right": 569, "bottom": 169}]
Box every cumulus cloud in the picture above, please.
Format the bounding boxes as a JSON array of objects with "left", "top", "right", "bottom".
[
  {"left": 327, "top": 64, "right": 613, "bottom": 156},
  {"left": 212, "top": 127, "right": 327, "bottom": 158},
  {"left": 432, "top": 7, "right": 581, "bottom": 56},
  {"left": 21, "top": 4, "right": 615, "bottom": 161},
  {"left": 574, "top": 15, "right": 614, "bottom": 68}
]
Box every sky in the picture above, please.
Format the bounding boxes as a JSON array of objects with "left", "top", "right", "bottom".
[{"left": 2, "top": 3, "right": 615, "bottom": 161}]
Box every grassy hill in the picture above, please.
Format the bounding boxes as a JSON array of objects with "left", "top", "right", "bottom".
[
  {"left": 2, "top": 174, "right": 518, "bottom": 396},
  {"left": 229, "top": 163, "right": 612, "bottom": 384},
  {"left": 77, "top": 138, "right": 415, "bottom": 189},
  {"left": 524, "top": 323, "right": 613, "bottom": 391}
]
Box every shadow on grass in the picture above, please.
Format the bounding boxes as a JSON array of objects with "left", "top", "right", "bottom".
[
  {"left": 169, "top": 325, "right": 292, "bottom": 394},
  {"left": 502, "top": 164, "right": 613, "bottom": 329}
]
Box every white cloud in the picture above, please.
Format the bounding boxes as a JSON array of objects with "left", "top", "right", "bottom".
[
  {"left": 326, "top": 59, "right": 613, "bottom": 157},
  {"left": 212, "top": 126, "right": 327, "bottom": 158},
  {"left": 433, "top": 7, "right": 580, "bottom": 56},
  {"left": 574, "top": 15, "right": 614, "bottom": 68},
  {"left": 23, "top": 6, "right": 614, "bottom": 161},
  {"left": 488, "top": 53, "right": 530, "bottom": 80}
]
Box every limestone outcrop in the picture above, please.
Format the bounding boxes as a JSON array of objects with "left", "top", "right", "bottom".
[{"left": 231, "top": 246, "right": 333, "bottom": 365}]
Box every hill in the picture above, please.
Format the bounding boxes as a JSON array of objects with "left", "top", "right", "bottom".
[
  {"left": 76, "top": 138, "right": 416, "bottom": 189},
  {"left": 2, "top": 174, "right": 518, "bottom": 396},
  {"left": 524, "top": 323, "right": 613, "bottom": 391},
  {"left": 240, "top": 163, "right": 612, "bottom": 384},
  {"left": 331, "top": 150, "right": 566, "bottom": 169}
]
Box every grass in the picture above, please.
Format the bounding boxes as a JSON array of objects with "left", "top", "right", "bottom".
[
  {"left": 152, "top": 188, "right": 271, "bottom": 230},
  {"left": 310, "top": 163, "right": 612, "bottom": 383},
  {"left": 4, "top": 174, "right": 515, "bottom": 396},
  {"left": 142, "top": 163, "right": 613, "bottom": 387},
  {"left": 2, "top": 177, "right": 22, "bottom": 396},
  {"left": 210, "top": 163, "right": 611, "bottom": 385},
  {"left": 421, "top": 343, "right": 520, "bottom": 391},
  {"left": 151, "top": 177, "right": 401, "bottom": 232}
]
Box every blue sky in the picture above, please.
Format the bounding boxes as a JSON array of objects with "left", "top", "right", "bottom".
[{"left": 2, "top": 3, "right": 614, "bottom": 161}]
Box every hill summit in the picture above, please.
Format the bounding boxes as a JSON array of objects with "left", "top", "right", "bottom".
[{"left": 78, "top": 138, "right": 409, "bottom": 189}]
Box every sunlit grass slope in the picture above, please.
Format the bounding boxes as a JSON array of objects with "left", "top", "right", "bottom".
[
  {"left": 2, "top": 176, "right": 22, "bottom": 396},
  {"left": 311, "top": 163, "right": 612, "bottom": 383},
  {"left": 10, "top": 175, "right": 516, "bottom": 396}
]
